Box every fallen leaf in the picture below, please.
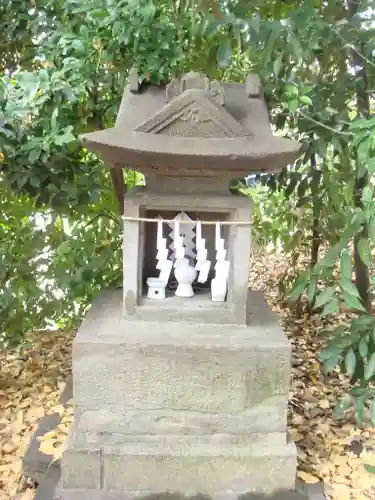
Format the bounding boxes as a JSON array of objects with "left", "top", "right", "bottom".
[{"left": 297, "top": 471, "right": 320, "bottom": 484}]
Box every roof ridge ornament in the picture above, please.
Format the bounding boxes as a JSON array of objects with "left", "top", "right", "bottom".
[{"left": 166, "top": 72, "right": 225, "bottom": 106}]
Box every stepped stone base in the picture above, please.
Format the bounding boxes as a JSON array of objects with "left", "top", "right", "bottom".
[
  {"left": 58, "top": 290, "right": 296, "bottom": 498},
  {"left": 59, "top": 430, "right": 296, "bottom": 495}
]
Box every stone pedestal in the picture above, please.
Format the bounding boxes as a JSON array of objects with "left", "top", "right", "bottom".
[{"left": 57, "top": 290, "right": 296, "bottom": 499}]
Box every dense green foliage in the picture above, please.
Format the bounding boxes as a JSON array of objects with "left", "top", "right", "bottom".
[{"left": 1, "top": 0, "right": 375, "bottom": 421}]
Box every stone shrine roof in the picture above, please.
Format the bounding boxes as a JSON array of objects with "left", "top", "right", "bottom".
[{"left": 81, "top": 72, "right": 302, "bottom": 179}]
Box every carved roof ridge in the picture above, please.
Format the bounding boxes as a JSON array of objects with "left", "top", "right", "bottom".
[{"left": 135, "top": 87, "right": 250, "bottom": 138}]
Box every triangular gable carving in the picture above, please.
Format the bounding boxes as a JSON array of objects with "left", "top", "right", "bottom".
[{"left": 135, "top": 89, "right": 251, "bottom": 138}]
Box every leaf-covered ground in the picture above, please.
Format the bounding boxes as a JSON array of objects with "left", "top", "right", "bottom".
[{"left": 1, "top": 254, "right": 375, "bottom": 499}]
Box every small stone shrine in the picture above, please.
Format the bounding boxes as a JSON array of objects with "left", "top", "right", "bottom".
[{"left": 57, "top": 71, "right": 302, "bottom": 499}]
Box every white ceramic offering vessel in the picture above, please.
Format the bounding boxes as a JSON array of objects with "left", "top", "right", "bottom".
[
  {"left": 147, "top": 277, "right": 166, "bottom": 300},
  {"left": 174, "top": 261, "right": 197, "bottom": 298}
]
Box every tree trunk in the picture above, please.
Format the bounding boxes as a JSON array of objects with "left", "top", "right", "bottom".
[
  {"left": 347, "top": 0, "right": 372, "bottom": 312},
  {"left": 110, "top": 168, "right": 125, "bottom": 215},
  {"left": 310, "top": 153, "right": 321, "bottom": 269}
]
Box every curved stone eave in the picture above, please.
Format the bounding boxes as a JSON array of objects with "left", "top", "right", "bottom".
[{"left": 80, "top": 130, "right": 302, "bottom": 174}]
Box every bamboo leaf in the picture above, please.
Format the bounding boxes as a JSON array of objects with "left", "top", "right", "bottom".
[
  {"left": 319, "top": 244, "right": 342, "bottom": 269},
  {"left": 332, "top": 393, "right": 351, "bottom": 420},
  {"left": 323, "top": 351, "right": 341, "bottom": 373},
  {"left": 340, "top": 249, "right": 352, "bottom": 280},
  {"left": 369, "top": 218, "right": 375, "bottom": 244},
  {"left": 289, "top": 271, "right": 308, "bottom": 302},
  {"left": 364, "top": 352, "right": 375, "bottom": 380},
  {"left": 358, "top": 237, "right": 371, "bottom": 267},
  {"left": 355, "top": 393, "right": 367, "bottom": 425},
  {"left": 273, "top": 54, "right": 283, "bottom": 77},
  {"left": 362, "top": 185, "right": 374, "bottom": 205},
  {"left": 217, "top": 40, "right": 233, "bottom": 68},
  {"left": 307, "top": 277, "right": 317, "bottom": 306},
  {"left": 358, "top": 337, "right": 369, "bottom": 358},
  {"left": 343, "top": 294, "right": 367, "bottom": 312},
  {"left": 345, "top": 348, "right": 356, "bottom": 377},
  {"left": 371, "top": 397, "right": 375, "bottom": 426},
  {"left": 313, "top": 286, "right": 336, "bottom": 310},
  {"left": 321, "top": 297, "right": 339, "bottom": 316},
  {"left": 340, "top": 277, "right": 360, "bottom": 298}
]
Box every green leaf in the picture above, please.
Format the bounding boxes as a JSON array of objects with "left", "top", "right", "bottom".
[
  {"left": 323, "top": 351, "right": 341, "bottom": 373},
  {"left": 321, "top": 297, "right": 339, "bottom": 316},
  {"left": 358, "top": 237, "right": 372, "bottom": 267},
  {"left": 350, "top": 117, "right": 375, "bottom": 130},
  {"left": 340, "top": 277, "right": 360, "bottom": 298},
  {"left": 356, "top": 161, "right": 368, "bottom": 179},
  {"left": 365, "top": 352, "right": 375, "bottom": 380},
  {"left": 55, "top": 132, "right": 75, "bottom": 146},
  {"left": 289, "top": 271, "right": 308, "bottom": 302},
  {"left": 371, "top": 397, "right": 375, "bottom": 426},
  {"left": 320, "top": 331, "right": 349, "bottom": 361},
  {"left": 273, "top": 54, "right": 283, "bottom": 77},
  {"left": 18, "top": 71, "right": 39, "bottom": 96},
  {"left": 307, "top": 277, "right": 317, "bottom": 306},
  {"left": 319, "top": 243, "right": 342, "bottom": 269},
  {"left": 140, "top": 1, "right": 157, "bottom": 20},
  {"left": 51, "top": 107, "right": 58, "bottom": 133},
  {"left": 288, "top": 99, "right": 299, "bottom": 113},
  {"left": 363, "top": 185, "right": 374, "bottom": 205},
  {"left": 369, "top": 219, "right": 375, "bottom": 244},
  {"left": 300, "top": 95, "right": 312, "bottom": 105},
  {"left": 345, "top": 348, "right": 356, "bottom": 377},
  {"left": 352, "top": 314, "right": 374, "bottom": 331},
  {"left": 343, "top": 294, "right": 367, "bottom": 312},
  {"left": 313, "top": 286, "right": 336, "bottom": 310},
  {"left": 358, "top": 337, "right": 369, "bottom": 358},
  {"left": 17, "top": 175, "right": 28, "bottom": 188},
  {"left": 340, "top": 250, "right": 352, "bottom": 280},
  {"left": 285, "top": 85, "right": 298, "bottom": 98},
  {"left": 332, "top": 393, "right": 351, "bottom": 420},
  {"left": 217, "top": 40, "right": 233, "bottom": 68},
  {"left": 285, "top": 173, "right": 299, "bottom": 198},
  {"left": 28, "top": 148, "right": 41, "bottom": 163},
  {"left": 368, "top": 158, "right": 375, "bottom": 175},
  {"left": 355, "top": 393, "right": 367, "bottom": 425},
  {"left": 357, "top": 138, "right": 370, "bottom": 162},
  {"left": 364, "top": 464, "right": 375, "bottom": 474},
  {"left": 30, "top": 176, "right": 40, "bottom": 188}
]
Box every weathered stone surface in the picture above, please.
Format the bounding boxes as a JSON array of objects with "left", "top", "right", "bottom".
[
  {"left": 101, "top": 437, "right": 296, "bottom": 493},
  {"left": 61, "top": 443, "right": 101, "bottom": 490},
  {"left": 23, "top": 413, "right": 61, "bottom": 482},
  {"left": 55, "top": 490, "right": 312, "bottom": 500},
  {"left": 34, "top": 462, "right": 324, "bottom": 500},
  {"left": 59, "top": 431, "right": 296, "bottom": 496},
  {"left": 68, "top": 430, "right": 287, "bottom": 451},
  {"left": 73, "top": 293, "right": 291, "bottom": 421},
  {"left": 74, "top": 395, "right": 288, "bottom": 435},
  {"left": 34, "top": 466, "right": 325, "bottom": 500}
]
